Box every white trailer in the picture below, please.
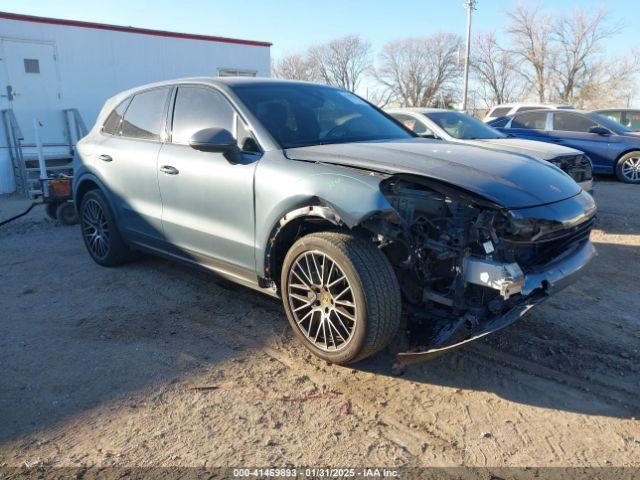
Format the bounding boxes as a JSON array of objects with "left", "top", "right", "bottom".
[{"left": 0, "top": 11, "right": 271, "bottom": 195}]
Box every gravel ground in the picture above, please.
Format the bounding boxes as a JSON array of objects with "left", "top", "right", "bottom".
[{"left": 0, "top": 180, "right": 638, "bottom": 469}]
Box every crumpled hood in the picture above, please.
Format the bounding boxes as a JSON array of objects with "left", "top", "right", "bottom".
[
  {"left": 460, "top": 137, "right": 582, "bottom": 161},
  {"left": 285, "top": 138, "right": 582, "bottom": 209}
]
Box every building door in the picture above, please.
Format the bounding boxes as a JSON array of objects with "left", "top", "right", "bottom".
[{"left": 0, "top": 39, "right": 65, "bottom": 145}]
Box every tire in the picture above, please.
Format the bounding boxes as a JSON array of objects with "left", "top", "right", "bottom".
[
  {"left": 280, "top": 231, "right": 401, "bottom": 365},
  {"left": 56, "top": 201, "right": 79, "bottom": 226},
  {"left": 79, "top": 189, "right": 134, "bottom": 266},
  {"left": 615, "top": 151, "right": 640, "bottom": 184},
  {"left": 45, "top": 202, "right": 58, "bottom": 220}
]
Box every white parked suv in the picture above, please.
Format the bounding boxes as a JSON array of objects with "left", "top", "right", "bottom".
[
  {"left": 484, "top": 103, "right": 574, "bottom": 122},
  {"left": 387, "top": 107, "right": 593, "bottom": 192}
]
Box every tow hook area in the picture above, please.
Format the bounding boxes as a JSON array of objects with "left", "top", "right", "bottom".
[{"left": 463, "top": 257, "right": 525, "bottom": 300}]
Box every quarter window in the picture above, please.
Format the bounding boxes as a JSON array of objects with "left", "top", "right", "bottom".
[
  {"left": 510, "top": 111, "right": 548, "bottom": 130},
  {"left": 120, "top": 88, "right": 170, "bottom": 141},
  {"left": 102, "top": 99, "right": 130, "bottom": 135},
  {"left": 171, "top": 86, "right": 235, "bottom": 145},
  {"left": 236, "top": 116, "right": 260, "bottom": 153},
  {"left": 553, "top": 112, "right": 597, "bottom": 133}
]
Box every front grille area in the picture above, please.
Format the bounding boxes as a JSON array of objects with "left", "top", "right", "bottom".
[
  {"left": 506, "top": 216, "right": 595, "bottom": 270},
  {"left": 549, "top": 154, "right": 593, "bottom": 183}
]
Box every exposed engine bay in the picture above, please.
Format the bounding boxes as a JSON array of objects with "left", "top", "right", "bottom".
[{"left": 360, "top": 174, "right": 596, "bottom": 363}]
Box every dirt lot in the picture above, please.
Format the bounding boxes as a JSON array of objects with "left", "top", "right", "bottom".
[{"left": 0, "top": 180, "right": 639, "bottom": 469}]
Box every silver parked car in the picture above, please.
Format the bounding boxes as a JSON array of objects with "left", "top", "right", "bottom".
[
  {"left": 74, "top": 78, "right": 597, "bottom": 365},
  {"left": 387, "top": 108, "right": 593, "bottom": 192}
]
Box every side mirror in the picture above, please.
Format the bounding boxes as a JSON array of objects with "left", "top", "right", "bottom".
[
  {"left": 189, "top": 128, "right": 241, "bottom": 162},
  {"left": 588, "top": 126, "right": 611, "bottom": 136}
]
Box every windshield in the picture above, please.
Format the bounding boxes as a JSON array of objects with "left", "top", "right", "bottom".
[
  {"left": 425, "top": 111, "right": 506, "bottom": 139},
  {"left": 231, "top": 84, "right": 412, "bottom": 148},
  {"left": 589, "top": 112, "right": 633, "bottom": 134}
]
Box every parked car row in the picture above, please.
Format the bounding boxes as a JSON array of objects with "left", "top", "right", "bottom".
[
  {"left": 386, "top": 108, "right": 593, "bottom": 191},
  {"left": 486, "top": 109, "right": 640, "bottom": 183},
  {"left": 73, "top": 78, "right": 597, "bottom": 366}
]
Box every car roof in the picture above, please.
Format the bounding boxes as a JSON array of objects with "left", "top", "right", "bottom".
[
  {"left": 594, "top": 108, "right": 640, "bottom": 112},
  {"left": 491, "top": 103, "right": 573, "bottom": 108},
  {"left": 108, "top": 76, "right": 336, "bottom": 103},
  {"left": 507, "top": 108, "right": 591, "bottom": 117},
  {"left": 387, "top": 107, "right": 446, "bottom": 113}
]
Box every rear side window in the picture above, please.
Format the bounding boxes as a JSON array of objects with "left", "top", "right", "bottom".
[
  {"left": 102, "top": 99, "right": 129, "bottom": 135},
  {"left": 511, "top": 111, "right": 547, "bottom": 130},
  {"left": 120, "top": 88, "right": 170, "bottom": 141},
  {"left": 171, "top": 86, "right": 234, "bottom": 145},
  {"left": 553, "top": 112, "right": 597, "bottom": 132},
  {"left": 489, "top": 107, "right": 511, "bottom": 117}
]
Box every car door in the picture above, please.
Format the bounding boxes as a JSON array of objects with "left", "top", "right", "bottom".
[
  {"left": 157, "top": 85, "right": 261, "bottom": 272},
  {"left": 547, "top": 112, "right": 613, "bottom": 171},
  {"left": 93, "top": 87, "right": 170, "bottom": 244},
  {"left": 504, "top": 111, "right": 552, "bottom": 142}
]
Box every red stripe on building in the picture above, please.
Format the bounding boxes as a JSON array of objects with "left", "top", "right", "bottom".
[{"left": 0, "top": 11, "right": 272, "bottom": 47}]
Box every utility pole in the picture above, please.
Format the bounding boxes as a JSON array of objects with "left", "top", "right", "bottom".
[{"left": 461, "top": 0, "right": 477, "bottom": 112}]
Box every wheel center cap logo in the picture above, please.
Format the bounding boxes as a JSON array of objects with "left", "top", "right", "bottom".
[{"left": 322, "top": 293, "right": 331, "bottom": 304}]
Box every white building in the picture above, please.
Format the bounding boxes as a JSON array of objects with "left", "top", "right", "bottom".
[{"left": 0, "top": 11, "right": 271, "bottom": 195}]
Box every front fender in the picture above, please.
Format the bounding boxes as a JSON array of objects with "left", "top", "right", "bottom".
[{"left": 254, "top": 153, "right": 394, "bottom": 277}]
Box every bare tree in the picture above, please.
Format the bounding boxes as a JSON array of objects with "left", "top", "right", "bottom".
[
  {"left": 272, "top": 53, "right": 316, "bottom": 81},
  {"left": 506, "top": 3, "right": 555, "bottom": 102},
  {"left": 552, "top": 8, "right": 623, "bottom": 102},
  {"left": 571, "top": 50, "right": 640, "bottom": 108},
  {"left": 306, "top": 35, "right": 371, "bottom": 92},
  {"left": 375, "top": 33, "right": 462, "bottom": 107},
  {"left": 471, "top": 31, "right": 523, "bottom": 106}
]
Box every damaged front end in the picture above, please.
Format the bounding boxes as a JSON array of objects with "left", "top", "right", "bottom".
[{"left": 360, "top": 175, "right": 597, "bottom": 364}]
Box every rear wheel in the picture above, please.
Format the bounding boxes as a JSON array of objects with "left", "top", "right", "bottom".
[
  {"left": 45, "top": 202, "right": 58, "bottom": 220},
  {"left": 616, "top": 152, "right": 640, "bottom": 183},
  {"left": 79, "top": 190, "right": 134, "bottom": 266},
  {"left": 280, "top": 231, "right": 401, "bottom": 365},
  {"left": 56, "top": 201, "right": 79, "bottom": 226}
]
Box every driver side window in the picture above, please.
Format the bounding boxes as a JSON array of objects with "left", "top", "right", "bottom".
[
  {"left": 553, "top": 112, "right": 598, "bottom": 133},
  {"left": 393, "top": 114, "right": 436, "bottom": 137},
  {"left": 171, "top": 86, "right": 234, "bottom": 145}
]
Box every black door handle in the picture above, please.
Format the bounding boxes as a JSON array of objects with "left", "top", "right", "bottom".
[
  {"left": 160, "top": 165, "right": 179, "bottom": 175},
  {"left": 98, "top": 154, "right": 112, "bottom": 162}
]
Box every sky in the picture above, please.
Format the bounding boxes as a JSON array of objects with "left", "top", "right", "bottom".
[{"left": 2, "top": 0, "right": 639, "bottom": 103}]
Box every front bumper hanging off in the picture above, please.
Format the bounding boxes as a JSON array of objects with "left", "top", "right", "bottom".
[{"left": 395, "top": 241, "right": 597, "bottom": 365}]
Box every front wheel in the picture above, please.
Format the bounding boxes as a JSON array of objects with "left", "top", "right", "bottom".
[
  {"left": 616, "top": 152, "right": 640, "bottom": 183},
  {"left": 280, "top": 231, "right": 401, "bottom": 365}
]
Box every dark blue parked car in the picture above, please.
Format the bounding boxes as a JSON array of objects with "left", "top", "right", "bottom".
[{"left": 488, "top": 109, "right": 640, "bottom": 183}]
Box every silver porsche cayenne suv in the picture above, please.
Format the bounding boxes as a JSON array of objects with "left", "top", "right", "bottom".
[{"left": 74, "top": 78, "right": 596, "bottom": 365}]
